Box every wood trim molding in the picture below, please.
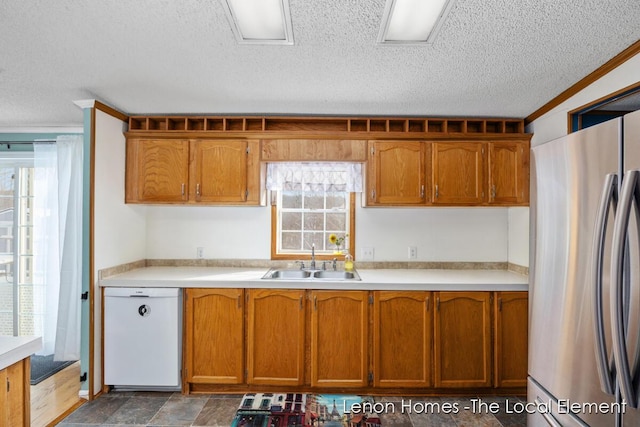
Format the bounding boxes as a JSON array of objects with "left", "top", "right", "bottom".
[
  {"left": 88, "top": 107, "right": 96, "bottom": 401},
  {"left": 94, "top": 101, "right": 129, "bottom": 122},
  {"left": 566, "top": 81, "right": 640, "bottom": 133},
  {"left": 526, "top": 39, "right": 640, "bottom": 124}
]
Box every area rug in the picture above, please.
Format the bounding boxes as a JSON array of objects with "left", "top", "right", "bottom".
[
  {"left": 230, "top": 393, "right": 380, "bottom": 426},
  {"left": 30, "top": 354, "right": 76, "bottom": 385}
]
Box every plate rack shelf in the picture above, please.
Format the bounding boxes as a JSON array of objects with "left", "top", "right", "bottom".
[{"left": 127, "top": 115, "right": 526, "bottom": 137}]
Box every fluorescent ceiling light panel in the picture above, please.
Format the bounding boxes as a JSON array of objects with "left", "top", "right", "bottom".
[
  {"left": 223, "top": 0, "right": 293, "bottom": 44},
  {"left": 378, "top": 0, "right": 455, "bottom": 44}
]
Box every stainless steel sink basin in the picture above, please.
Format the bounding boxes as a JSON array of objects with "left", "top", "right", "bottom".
[
  {"left": 312, "top": 270, "right": 360, "bottom": 280},
  {"left": 263, "top": 269, "right": 312, "bottom": 279},
  {"left": 261, "top": 268, "right": 361, "bottom": 281}
]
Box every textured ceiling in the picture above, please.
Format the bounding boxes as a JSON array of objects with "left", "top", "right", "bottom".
[{"left": 1, "top": 0, "right": 640, "bottom": 127}]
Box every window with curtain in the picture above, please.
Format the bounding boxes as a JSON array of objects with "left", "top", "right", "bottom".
[
  {"left": 266, "top": 162, "right": 362, "bottom": 258},
  {"left": 0, "top": 152, "right": 35, "bottom": 337}
]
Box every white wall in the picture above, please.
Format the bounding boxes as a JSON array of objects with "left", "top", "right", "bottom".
[
  {"left": 93, "top": 109, "right": 146, "bottom": 395},
  {"left": 146, "top": 205, "right": 270, "bottom": 259},
  {"left": 145, "top": 202, "right": 510, "bottom": 262}
]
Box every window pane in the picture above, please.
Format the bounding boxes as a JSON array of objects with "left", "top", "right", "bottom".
[
  {"left": 326, "top": 212, "right": 346, "bottom": 231},
  {"left": 303, "top": 213, "right": 324, "bottom": 231},
  {"left": 281, "top": 232, "right": 301, "bottom": 250},
  {"left": 302, "top": 232, "right": 325, "bottom": 250},
  {"left": 304, "top": 193, "right": 324, "bottom": 210},
  {"left": 282, "top": 191, "right": 302, "bottom": 209},
  {"left": 326, "top": 192, "right": 345, "bottom": 209},
  {"left": 281, "top": 212, "right": 301, "bottom": 231}
]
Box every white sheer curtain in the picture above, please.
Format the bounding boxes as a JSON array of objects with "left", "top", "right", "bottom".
[
  {"left": 33, "top": 135, "right": 83, "bottom": 361},
  {"left": 266, "top": 162, "right": 363, "bottom": 192}
]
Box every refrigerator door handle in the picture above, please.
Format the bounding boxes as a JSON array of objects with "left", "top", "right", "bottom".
[
  {"left": 592, "top": 173, "right": 617, "bottom": 395},
  {"left": 610, "top": 169, "right": 640, "bottom": 409}
]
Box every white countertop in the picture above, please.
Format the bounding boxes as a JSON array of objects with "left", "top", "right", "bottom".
[
  {"left": 100, "top": 266, "right": 528, "bottom": 291},
  {"left": 0, "top": 335, "right": 42, "bottom": 370}
]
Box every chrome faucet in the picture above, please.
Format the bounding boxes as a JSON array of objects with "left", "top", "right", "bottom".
[{"left": 310, "top": 243, "right": 316, "bottom": 270}]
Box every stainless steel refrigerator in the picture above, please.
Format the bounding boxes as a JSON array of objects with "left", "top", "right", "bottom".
[{"left": 529, "top": 109, "right": 640, "bottom": 426}]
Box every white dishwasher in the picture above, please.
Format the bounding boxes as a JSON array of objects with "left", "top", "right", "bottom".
[{"left": 104, "top": 287, "right": 182, "bottom": 390}]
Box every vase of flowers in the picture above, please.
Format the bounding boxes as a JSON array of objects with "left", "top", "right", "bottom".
[{"left": 328, "top": 233, "right": 348, "bottom": 254}]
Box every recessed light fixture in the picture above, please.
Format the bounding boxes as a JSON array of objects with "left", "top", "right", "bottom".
[
  {"left": 377, "top": 0, "right": 456, "bottom": 45},
  {"left": 222, "top": 0, "right": 294, "bottom": 45}
]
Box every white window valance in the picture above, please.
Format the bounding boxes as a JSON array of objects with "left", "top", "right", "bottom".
[{"left": 266, "top": 162, "right": 363, "bottom": 192}]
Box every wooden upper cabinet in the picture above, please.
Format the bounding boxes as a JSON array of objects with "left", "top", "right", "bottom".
[
  {"left": 184, "top": 288, "right": 245, "bottom": 386},
  {"left": 488, "top": 141, "right": 530, "bottom": 205},
  {"left": 494, "top": 291, "right": 528, "bottom": 388},
  {"left": 373, "top": 291, "right": 432, "bottom": 388},
  {"left": 310, "top": 290, "right": 369, "bottom": 388},
  {"left": 261, "top": 139, "right": 367, "bottom": 161},
  {"left": 432, "top": 142, "right": 486, "bottom": 205},
  {"left": 126, "top": 138, "right": 189, "bottom": 203},
  {"left": 434, "top": 291, "right": 492, "bottom": 388},
  {"left": 191, "top": 139, "right": 250, "bottom": 203},
  {"left": 246, "top": 289, "right": 305, "bottom": 386},
  {"left": 367, "top": 141, "right": 429, "bottom": 205},
  {"left": 126, "top": 138, "right": 262, "bottom": 205}
]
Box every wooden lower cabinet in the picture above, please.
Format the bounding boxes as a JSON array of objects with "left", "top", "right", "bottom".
[
  {"left": 310, "top": 290, "right": 369, "bottom": 388},
  {"left": 373, "top": 291, "right": 432, "bottom": 388},
  {"left": 246, "top": 289, "right": 305, "bottom": 386},
  {"left": 0, "top": 358, "right": 30, "bottom": 426},
  {"left": 434, "top": 291, "right": 492, "bottom": 388},
  {"left": 494, "top": 291, "right": 528, "bottom": 388},
  {"left": 184, "top": 288, "right": 245, "bottom": 386},
  {"left": 182, "top": 288, "right": 527, "bottom": 393}
]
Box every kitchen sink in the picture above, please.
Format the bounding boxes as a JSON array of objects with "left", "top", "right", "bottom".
[
  {"left": 264, "top": 269, "right": 313, "bottom": 279},
  {"left": 312, "top": 270, "right": 360, "bottom": 280},
  {"left": 261, "top": 268, "right": 361, "bottom": 281}
]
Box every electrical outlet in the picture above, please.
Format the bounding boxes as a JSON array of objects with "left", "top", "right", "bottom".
[
  {"left": 408, "top": 246, "right": 417, "bottom": 260},
  {"left": 361, "top": 247, "right": 374, "bottom": 261},
  {"left": 197, "top": 247, "right": 204, "bottom": 259}
]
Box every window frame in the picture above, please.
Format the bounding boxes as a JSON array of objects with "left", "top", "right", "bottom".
[{"left": 270, "top": 192, "right": 356, "bottom": 261}]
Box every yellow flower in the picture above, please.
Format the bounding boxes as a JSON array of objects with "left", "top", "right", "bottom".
[{"left": 328, "top": 233, "right": 348, "bottom": 248}]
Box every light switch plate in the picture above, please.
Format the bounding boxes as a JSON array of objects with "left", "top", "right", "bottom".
[{"left": 361, "top": 247, "right": 374, "bottom": 261}]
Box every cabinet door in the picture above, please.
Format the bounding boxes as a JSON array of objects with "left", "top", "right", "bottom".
[
  {"left": 373, "top": 291, "right": 432, "bottom": 388},
  {"left": 434, "top": 291, "right": 492, "bottom": 388},
  {"left": 126, "top": 139, "right": 190, "bottom": 203},
  {"left": 494, "top": 292, "right": 528, "bottom": 388},
  {"left": 190, "top": 139, "right": 250, "bottom": 203},
  {"left": 367, "top": 141, "right": 428, "bottom": 205},
  {"left": 246, "top": 289, "right": 305, "bottom": 386},
  {"left": 184, "top": 288, "right": 244, "bottom": 385},
  {"left": 432, "top": 142, "right": 486, "bottom": 204},
  {"left": 488, "top": 141, "right": 529, "bottom": 205},
  {"left": 0, "top": 359, "right": 28, "bottom": 427},
  {"left": 310, "top": 290, "right": 369, "bottom": 387}
]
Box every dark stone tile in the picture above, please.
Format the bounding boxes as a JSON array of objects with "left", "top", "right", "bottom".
[
  {"left": 478, "top": 396, "right": 528, "bottom": 426},
  {"left": 148, "top": 394, "right": 208, "bottom": 425},
  {"left": 105, "top": 396, "right": 169, "bottom": 424},
  {"left": 193, "top": 397, "right": 243, "bottom": 426},
  {"left": 448, "top": 397, "right": 504, "bottom": 427},
  {"left": 403, "top": 397, "right": 459, "bottom": 427},
  {"left": 60, "top": 396, "right": 129, "bottom": 424}
]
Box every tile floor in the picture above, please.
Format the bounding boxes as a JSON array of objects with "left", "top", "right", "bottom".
[{"left": 57, "top": 392, "right": 528, "bottom": 426}]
